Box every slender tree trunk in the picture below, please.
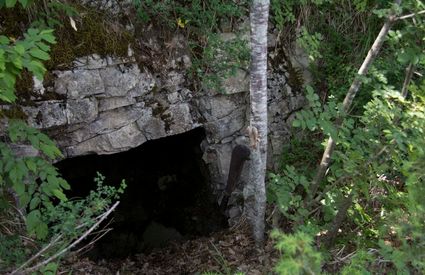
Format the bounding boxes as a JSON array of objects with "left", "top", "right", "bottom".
[
  {"left": 309, "top": 3, "right": 401, "bottom": 199},
  {"left": 401, "top": 63, "right": 414, "bottom": 98},
  {"left": 248, "top": 0, "right": 269, "bottom": 245}
]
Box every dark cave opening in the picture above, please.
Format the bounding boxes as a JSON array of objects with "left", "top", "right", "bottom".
[{"left": 55, "top": 127, "right": 227, "bottom": 259}]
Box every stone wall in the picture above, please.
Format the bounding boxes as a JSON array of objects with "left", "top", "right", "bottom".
[{"left": 1, "top": 20, "right": 306, "bottom": 222}]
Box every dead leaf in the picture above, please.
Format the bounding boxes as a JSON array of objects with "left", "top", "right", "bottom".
[{"left": 69, "top": 17, "right": 78, "bottom": 31}]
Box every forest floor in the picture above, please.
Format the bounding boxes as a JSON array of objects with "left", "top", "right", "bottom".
[{"left": 61, "top": 219, "right": 279, "bottom": 275}]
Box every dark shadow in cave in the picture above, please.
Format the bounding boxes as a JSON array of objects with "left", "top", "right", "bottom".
[{"left": 55, "top": 127, "right": 227, "bottom": 259}]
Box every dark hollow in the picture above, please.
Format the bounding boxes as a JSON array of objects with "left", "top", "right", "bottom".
[{"left": 55, "top": 127, "right": 227, "bottom": 259}]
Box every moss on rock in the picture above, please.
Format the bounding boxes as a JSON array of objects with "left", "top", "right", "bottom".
[{"left": 47, "top": 7, "right": 135, "bottom": 70}]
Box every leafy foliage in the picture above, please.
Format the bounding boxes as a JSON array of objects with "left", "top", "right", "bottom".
[
  {"left": 269, "top": 0, "right": 425, "bottom": 273},
  {"left": 0, "top": 28, "right": 55, "bottom": 102},
  {"left": 0, "top": 120, "right": 67, "bottom": 240},
  {"left": 42, "top": 172, "right": 126, "bottom": 243},
  {"left": 272, "top": 230, "right": 322, "bottom": 275},
  {"left": 0, "top": 172, "right": 126, "bottom": 271},
  {"left": 191, "top": 33, "right": 249, "bottom": 92},
  {"left": 268, "top": 167, "right": 310, "bottom": 224}
]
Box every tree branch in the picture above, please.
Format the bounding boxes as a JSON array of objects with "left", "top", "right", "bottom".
[
  {"left": 396, "top": 10, "right": 425, "bottom": 20},
  {"left": 308, "top": 2, "right": 400, "bottom": 199}
]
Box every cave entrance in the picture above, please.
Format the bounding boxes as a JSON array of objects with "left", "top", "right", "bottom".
[{"left": 55, "top": 127, "right": 227, "bottom": 259}]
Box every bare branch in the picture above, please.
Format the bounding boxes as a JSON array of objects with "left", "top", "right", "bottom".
[
  {"left": 397, "top": 10, "right": 425, "bottom": 20},
  {"left": 18, "top": 201, "right": 119, "bottom": 274},
  {"left": 11, "top": 234, "right": 63, "bottom": 274}
]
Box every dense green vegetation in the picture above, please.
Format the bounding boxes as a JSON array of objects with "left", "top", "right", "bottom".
[
  {"left": 268, "top": 0, "right": 425, "bottom": 274},
  {"left": 1, "top": 0, "right": 424, "bottom": 273}
]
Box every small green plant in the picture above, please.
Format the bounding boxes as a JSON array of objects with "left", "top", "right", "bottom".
[
  {"left": 191, "top": 33, "right": 249, "bottom": 93},
  {"left": 44, "top": 172, "right": 126, "bottom": 238},
  {"left": 340, "top": 250, "right": 372, "bottom": 275},
  {"left": 268, "top": 166, "right": 310, "bottom": 225},
  {"left": 297, "top": 27, "right": 322, "bottom": 62},
  {"left": 272, "top": 229, "right": 323, "bottom": 275},
  {"left": 0, "top": 171, "right": 126, "bottom": 272},
  {"left": 0, "top": 120, "right": 68, "bottom": 240}
]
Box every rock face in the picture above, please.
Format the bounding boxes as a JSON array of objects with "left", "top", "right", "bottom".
[{"left": 4, "top": 34, "right": 305, "bottom": 222}]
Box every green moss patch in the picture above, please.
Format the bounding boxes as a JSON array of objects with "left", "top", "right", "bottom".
[{"left": 47, "top": 8, "right": 135, "bottom": 70}]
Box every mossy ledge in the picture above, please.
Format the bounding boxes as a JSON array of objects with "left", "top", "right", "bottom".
[
  {"left": 47, "top": 5, "right": 135, "bottom": 70},
  {"left": 1, "top": 4, "right": 135, "bottom": 106}
]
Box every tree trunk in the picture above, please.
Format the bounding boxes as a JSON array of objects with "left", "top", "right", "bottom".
[
  {"left": 401, "top": 63, "right": 414, "bottom": 98},
  {"left": 247, "top": 0, "right": 269, "bottom": 245}
]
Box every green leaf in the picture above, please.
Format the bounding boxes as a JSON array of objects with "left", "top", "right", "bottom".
[
  {"left": 292, "top": 119, "right": 301, "bottom": 127},
  {"left": 13, "top": 181, "right": 25, "bottom": 196},
  {"left": 52, "top": 189, "right": 67, "bottom": 201},
  {"left": 40, "top": 143, "right": 61, "bottom": 159},
  {"left": 27, "top": 28, "right": 38, "bottom": 37},
  {"left": 5, "top": 0, "right": 17, "bottom": 7},
  {"left": 29, "top": 48, "right": 50, "bottom": 61},
  {"left": 0, "top": 35, "right": 9, "bottom": 44},
  {"left": 58, "top": 178, "right": 71, "bottom": 190},
  {"left": 26, "top": 60, "right": 46, "bottom": 80},
  {"left": 12, "top": 55, "right": 23, "bottom": 69},
  {"left": 19, "top": 193, "right": 30, "bottom": 207},
  {"left": 14, "top": 44, "right": 25, "bottom": 55},
  {"left": 9, "top": 166, "right": 19, "bottom": 184},
  {"left": 42, "top": 262, "right": 58, "bottom": 275},
  {"left": 26, "top": 209, "right": 40, "bottom": 233},
  {"left": 397, "top": 52, "right": 411, "bottom": 64},
  {"left": 39, "top": 29, "right": 54, "bottom": 36},
  {"left": 35, "top": 222, "right": 48, "bottom": 239},
  {"left": 40, "top": 29, "right": 56, "bottom": 44},
  {"left": 47, "top": 175, "right": 59, "bottom": 189},
  {"left": 18, "top": 0, "right": 29, "bottom": 8},
  {"left": 36, "top": 41, "right": 50, "bottom": 52},
  {"left": 306, "top": 117, "right": 317, "bottom": 130},
  {"left": 0, "top": 88, "right": 17, "bottom": 103},
  {"left": 25, "top": 158, "right": 37, "bottom": 172},
  {"left": 29, "top": 196, "right": 40, "bottom": 210}
]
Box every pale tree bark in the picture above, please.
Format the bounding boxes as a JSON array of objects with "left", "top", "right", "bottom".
[
  {"left": 309, "top": 1, "right": 401, "bottom": 199},
  {"left": 247, "top": 0, "right": 269, "bottom": 245}
]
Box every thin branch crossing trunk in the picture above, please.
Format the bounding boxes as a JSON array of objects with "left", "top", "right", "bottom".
[{"left": 309, "top": 4, "right": 401, "bottom": 198}]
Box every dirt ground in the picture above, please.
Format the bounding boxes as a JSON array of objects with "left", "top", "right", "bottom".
[{"left": 61, "top": 219, "right": 280, "bottom": 275}]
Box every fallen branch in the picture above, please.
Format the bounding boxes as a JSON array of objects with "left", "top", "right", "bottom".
[
  {"left": 72, "top": 218, "right": 115, "bottom": 256},
  {"left": 13, "top": 201, "right": 119, "bottom": 274},
  {"left": 11, "top": 234, "right": 63, "bottom": 274}
]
